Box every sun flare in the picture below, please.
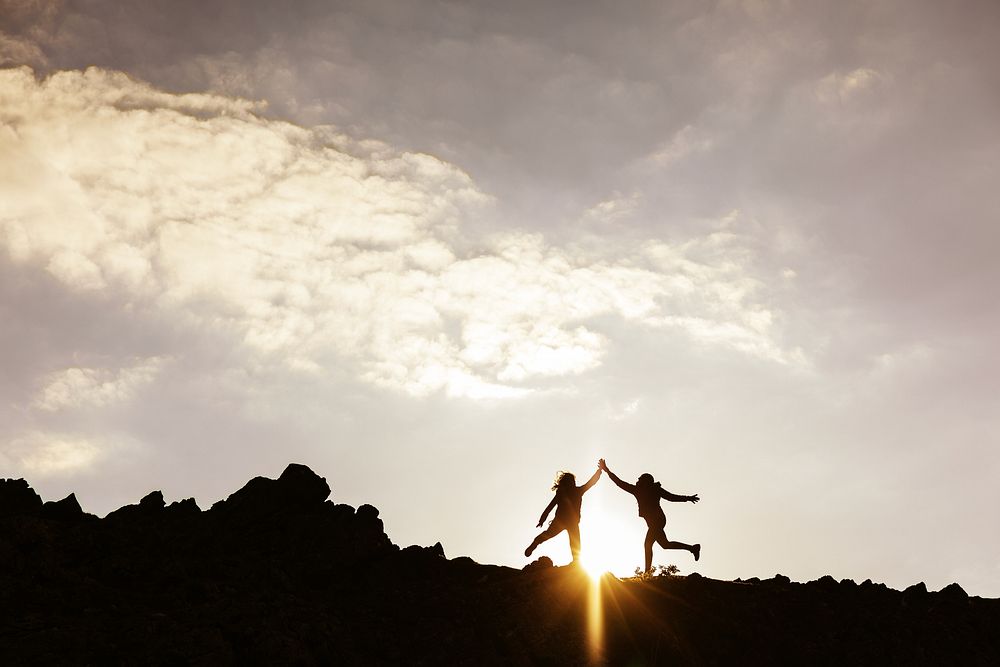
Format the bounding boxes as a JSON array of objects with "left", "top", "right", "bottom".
[
  {"left": 577, "top": 496, "right": 640, "bottom": 580},
  {"left": 579, "top": 546, "right": 616, "bottom": 581}
]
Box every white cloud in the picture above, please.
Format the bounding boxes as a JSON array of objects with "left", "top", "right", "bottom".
[
  {"left": 580, "top": 191, "right": 641, "bottom": 225},
  {"left": 46, "top": 249, "right": 107, "bottom": 290},
  {"left": 794, "top": 66, "right": 891, "bottom": 137},
  {"left": 0, "top": 67, "right": 797, "bottom": 399},
  {"left": 648, "top": 124, "right": 716, "bottom": 167},
  {"left": 3, "top": 431, "right": 104, "bottom": 476},
  {"left": 32, "top": 357, "right": 167, "bottom": 412},
  {"left": 815, "top": 67, "right": 882, "bottom": 106}
]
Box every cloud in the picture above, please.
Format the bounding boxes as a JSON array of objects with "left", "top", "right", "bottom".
[
  {"left": 816, "top": 67, "right": 882, "bottom": 104},
  {"left": 1, "top": 2, "right": 998, "bottom": 597},
  {"left": 648, "top": 124, "right": 716, "bottom": 167},
  {"left": 1, "top": 67, "right": 794, "bottom": 399},
  {"left": 32, "top": 357, "right": 166, "bottom": 412},
  {"left": 0, "top": 32, "right": 47, "bottom": 69},
  {"left": 0, "top": 1, "right": 56, "bottom": 69},
  {"left": 579, "top": 191, "right": 641, "bottom": 225},
  {"left": 2, "top": 431, "right": 104, "bottom": 476}
]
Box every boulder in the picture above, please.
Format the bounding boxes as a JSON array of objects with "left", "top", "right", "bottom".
[
  {"left": 354, "top": 503, "right": 384, "bottom": 533},
  {"left": 328, "top": 503, "right": 356, "bottom": 521},
  {"left": 350, "top": 503, "right": 390, "bottom": 551},
  {"left": 860, "top": 578, "right": 888, "bottom": 591},
  {"left": 522, "top": 556, "right": 554, "bottom": 573},
  {"left": 938, "top": 582, "right": 969, "bottom": 602},
  {"left": 277, "top": 463, "right": 331, "bottom": 506},
  {"left": 139, "top": 490, "right": 166, "bottom": 510},
  {"left": 902, "top": 581, "right": 928, "bottom": 606},
  {"left": 165, "top": 498, "right": 201, "bottom": 516},
  {"left": 41, "top": 493, "right": 84, "bottom": 521},
  {"left": 397, "top": 543, "right": 447, "bottom": 573},
  {"left": 106, "top": 490, "right": 167, "bottom": 522},
  {"left": 809, "top": 575, "right": 839, "bottom": 591},
  {"left": 210, "top": 463, "right": 330, "bottom": 517},
  {"left": 0, "top": 478, "right": 43, "bottom": 516}
]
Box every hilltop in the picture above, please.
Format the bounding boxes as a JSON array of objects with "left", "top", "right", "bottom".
[{"left": 2, "top": 464, "right": 998, "bottom": 665}]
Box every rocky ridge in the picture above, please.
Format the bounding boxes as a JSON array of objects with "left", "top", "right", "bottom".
[{"left": 2, "top": 464, "right": 998, "bottom": 665}]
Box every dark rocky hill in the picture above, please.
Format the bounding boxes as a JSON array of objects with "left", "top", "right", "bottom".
[{"left": 2, "top": 464, "right": 998, "bottom": 665}]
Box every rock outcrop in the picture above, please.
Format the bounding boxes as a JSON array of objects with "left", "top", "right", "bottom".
[
  {"left": 2, "top": 465, "right": 998, "bottom": 665},
  {"left": 210, "top": 463, "right": 331, "bottom": 517},
  {"left": 0, "top": 478, "right": 43, "bottom": 516}
]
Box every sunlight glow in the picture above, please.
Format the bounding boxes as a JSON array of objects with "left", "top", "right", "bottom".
[
  {"left": 586, "top": 573, "right": 604, "bottom": 664},
  {"left": 580, "top": 547, "right": 615, "bottom": 581},
  {"left": 577, "top": 493, "right": 643, "bottom": 579}
]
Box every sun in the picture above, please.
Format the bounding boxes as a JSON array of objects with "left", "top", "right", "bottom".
[
  {"left": 577, "top": 499, "right": 637, "bottom": 581},
  {"left": 579, "top": 550, "right": 615, "bottom": 581},
  {"left": 528, "top": 486, "right": 641, "bottom": 579}
]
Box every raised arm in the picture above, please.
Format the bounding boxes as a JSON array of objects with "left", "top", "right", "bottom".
[
  {"left": 660, "top": 487, "right": 700, "bottom": 504},
  {"left": 536, "top": 495, "right": 557, "bottom": 527},
  {"left": 580, "top": 466, "right": 602, "bottom": 493},
  {"left": 599, "top": 459, "right": 637, "bottom": 495}
]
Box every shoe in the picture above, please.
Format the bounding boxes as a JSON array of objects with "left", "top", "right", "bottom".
[
  {"left": 693, "top": 544, "right": 701, "bottom": 562},
  {"left": 524, "top": 544, "right": 534, "bottom": 557}
]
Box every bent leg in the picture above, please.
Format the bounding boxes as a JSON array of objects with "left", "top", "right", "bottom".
[
  {"left": 653, "top": 529, "right": 699, "bottom": 559},
  {"left": 525, "top": 523, "right": 565, "bottom": 557}
]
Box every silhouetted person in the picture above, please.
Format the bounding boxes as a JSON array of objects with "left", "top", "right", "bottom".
[
  {"left": 599, "top": 458, "right": 700, "bottom": 573},
  {"left": 524, "top": 465, "right": 602, "bottom": 563}
]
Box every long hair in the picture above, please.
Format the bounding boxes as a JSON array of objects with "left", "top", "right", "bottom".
[{"left": 552, "top": 471, "right": 576, "bottom": 492}]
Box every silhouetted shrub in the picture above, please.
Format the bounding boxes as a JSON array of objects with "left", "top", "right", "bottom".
[{"left": 630, "top": 564, "right": 680, "bottom": 581}]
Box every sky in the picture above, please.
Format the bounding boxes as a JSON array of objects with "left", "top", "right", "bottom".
[{"left": 2, "top": 0, "right": 999, "bottom": 594}]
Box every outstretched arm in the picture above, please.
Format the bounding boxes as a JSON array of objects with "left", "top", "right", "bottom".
[
  {"left": 599, "top": 459, "right": 637, "bottom": 495},
  {"left": 660, "top": 487, "right": 700, "bottom": 504},
  {"left": 580, "top": 466, "right": 602, "bottom": 493},
  {"left": 536, "top": 495, "right": 557, "bottom": 527}
]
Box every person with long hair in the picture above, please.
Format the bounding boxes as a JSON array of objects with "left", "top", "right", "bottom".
[
  {"left": 599, "top": 458, "right": 700, "bottom": 573},
  {"left": 524, "top": 464, "right": 602, "bottom": 563}
]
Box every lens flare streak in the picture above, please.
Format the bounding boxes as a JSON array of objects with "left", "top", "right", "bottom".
[{"left": 586, "top": 573, "right": 605, "bottom": 665}]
